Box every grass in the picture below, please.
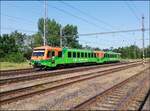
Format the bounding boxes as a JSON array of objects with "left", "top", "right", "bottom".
[{"left": 0, "top": 61, "right": 33, "bottom": 71}]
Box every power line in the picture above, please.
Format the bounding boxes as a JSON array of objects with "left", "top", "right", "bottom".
[
  {"left": 60, "top": 1, "right": 115, "bottom": 30},
  {"left": 130, "top": 1, "right": 142, "bottom": 15},
  {"left": 2, "top": 26, "right": 149, "bottom": 37},
  {"left": 59, "top": 1, "right": 134, "bottom": 41},
  {"left": 78, "top": 28, "right": 149, "bottom": 36},
  {"left": 1, "top": 27, "right": 37, "bottom": 33},
  {"left": 1, "top": 13, "right": 36, "bottom": 25},
  {"left": 2, "top": 4, "right": 43, "bottom": 16},
  {"left": 124, "top": 1, "right": 140, "bottom": 21},
  {"left": 49, "top": 5, "right": 109, "bottom": 30}
]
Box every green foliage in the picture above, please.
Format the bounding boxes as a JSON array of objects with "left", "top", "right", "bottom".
[
  {"left": 112, "top": 45, "right": 149, "bottom": 59},
  {"left": 145, "top": 45, "right": 150, "bottom": 58},
  {"left": 37, "top": 18, "right": 61, "bottom": 46},
  {"left": 32, "top": 32, "right": 43, "bottom": 47},
  {"left": 34, "top": 18, "right": 81, "bottom": 48},
  {"left": 1, "top": 17, "right": 149, "bottom": 63},
  {"left": 0, "top": 31, "right": 27, "bottom": 62},
  {"left": 0, "top": 34, "right": 18, "bottom": 58},
  {"left": 1, "top": 53, "right": 26, "bottom": 63}
]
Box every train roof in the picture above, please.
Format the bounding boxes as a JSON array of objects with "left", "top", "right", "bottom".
[
  {"left": 63, "top": 47, "right": 105, "bottom": 53},
  {"left": 34, "top": 46, "right": 62, "bottom": 51},
  {"left": 33, "top": 46, "right": 120, "bottom": 54}
]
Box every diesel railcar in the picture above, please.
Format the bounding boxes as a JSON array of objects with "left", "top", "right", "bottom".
[{"left": 30, "top": 46, "right": 121, "bottom": 68}]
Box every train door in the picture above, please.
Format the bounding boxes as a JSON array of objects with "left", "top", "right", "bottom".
[{"left": 51, "top": 50, "right": 55, "bottom": 64}]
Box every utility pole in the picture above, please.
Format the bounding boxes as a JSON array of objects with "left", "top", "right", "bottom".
[
  {"left": 142, "top": 15, "right": 145, "bottom": 64},
  {"left": 60, "top": 26, "right": 63, "bottom": 48},
  {"left": 43, "top": 0, "right": 47, "bottom": 46},
  {"left": 134, "top": 41, "right": 137, "bottom": 61}
]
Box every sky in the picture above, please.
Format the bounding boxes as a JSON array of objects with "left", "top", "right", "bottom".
[{"left": 1, "top": 1, "right": 150, "bottom": 49}]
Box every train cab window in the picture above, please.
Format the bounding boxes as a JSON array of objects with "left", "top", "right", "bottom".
[
  {"left": 47, "top": 51, "right": 51, "bottom": 58},
  {"left": 85, "top": 53, "right": 87, "bottom": 58},
  {"left": 73, "top": 52, "right": 76, "bottom": 58},
  {"left": 68, "top": 52, "right": 71, "bottom": 58},
  {"left": 77, "top": 52, "right": 80, "bottom": 58},
  {"left": 81, "top": 52, "right": 83, "bottom": 58},
  {"left": 58, "top": 51, "right": 62, "bottom": 57}
]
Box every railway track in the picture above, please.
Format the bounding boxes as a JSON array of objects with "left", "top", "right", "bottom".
[
  {"left": 0, "top": 62, "right": 145, "bottom": 105},
  {"left": 72, "top": 67, "right": 150, "bottom": 110},
  {"left": 0, "top": 62, "right": 134, "bottom": 85},
  {"left": 0, "top": 68, "right": 38, "bottom": 76},
  {"left": 0, "top": 61, "right": 136, "bottom": 77}
]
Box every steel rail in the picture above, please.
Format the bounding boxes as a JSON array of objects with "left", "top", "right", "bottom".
[
  {"left": 71, "top": 67, "right": 149, "bottom": 110},
  {"left": 0, "top": 62, "right": 142, "bottom": 105},
  {"left": 0, "top": 61, "right": 137, "bottom": 77},
  {"left": 0, "top": 62, "right": 132, "bottom": 85}
]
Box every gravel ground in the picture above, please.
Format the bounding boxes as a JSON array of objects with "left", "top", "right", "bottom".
[
  {"left": 142, "top": 94, "right": 150, "bottom": 110},
  {"left": 1, "top": 64, "right": 149, "bottom": 110},
  {"left": 0, "top": 63, "right": 134, "bottom": 92}
]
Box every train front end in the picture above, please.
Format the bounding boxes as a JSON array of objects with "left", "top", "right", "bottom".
[{"left": 30, "top": 46, "right": 51, "bottom": 69}]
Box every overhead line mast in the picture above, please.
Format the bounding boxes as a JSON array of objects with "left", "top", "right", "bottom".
[
  {"left": 43, "top": 0, "right": 47, "bottom": 46},
  {"left": 142, "top": 15, "right": 145, "bottom": 64}
]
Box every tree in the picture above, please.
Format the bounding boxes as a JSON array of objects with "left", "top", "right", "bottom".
[
  {"left": 63, "top": 24, "right": 81, "bottom": 48},
  {"left": 36, "top": 18, "right": 81, "bottom": 48},
  {"left": 37, "top": 18, "right": 61, "bottom": 46},
  {"left": 32, "top": 32, "right": 43, "bottom": 47},
  {"left": 113, "top": 45, "right": 143, "bottom": 59},
  {"left": 0, "top": 31, "right": 27, "bottom": 62}
]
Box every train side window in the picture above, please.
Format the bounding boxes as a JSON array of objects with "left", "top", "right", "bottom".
[
  {"left": 77, "top": 52, "right": 80, "bottom": 58},
  {"left": 94, "top": 53, "right": 96, "bottom": 57},
  {"left": 105, "top": 54, "right": 107, "bottom": 58},
  {"left": 52, "top": 51, "right": 55, "bottom": 57},
  {"left": 68, "top": 52, "right": 71, "bottom": 58},
  {"left": 91, "top": 53, "right": 93, "bottom": 58},
  {"left": 47, "top": 51, "right": 51, "bottom": 58},
  {"left": 73, "top": 52, "right": 76, "bottom": 58},
  {"left": 81, "top": 52, "right": 84, "bottom": 58},
  {"left": 85, "top": 53, "right": 87, "bottom": 58},
  {"left": 88, "top": 53, "right": 90, "bottom": 58},
  {"left": 58, "top": 51, "right": 62, "bottom": 57}
]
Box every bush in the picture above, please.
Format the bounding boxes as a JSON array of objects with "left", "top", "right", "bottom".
[
  {"left": 1, "top": 53, "right": 26, "bottom": 63},
  {"left": 23, "top": 48, "right": 32, "bottom": 60}
]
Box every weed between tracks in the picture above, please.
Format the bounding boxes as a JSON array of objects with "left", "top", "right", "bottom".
[{"left": 0, "top": 62, "right": 32, "bottom": 70}]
